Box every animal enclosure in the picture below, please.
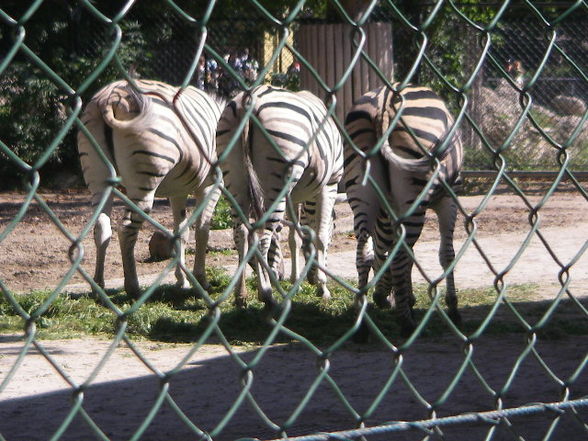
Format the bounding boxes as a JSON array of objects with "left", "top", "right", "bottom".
[{"left": 0, "top": 2, "right": 587, "bottom": 441}]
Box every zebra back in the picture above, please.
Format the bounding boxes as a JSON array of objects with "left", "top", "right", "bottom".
[
  {"left": 217, "top": 85, "right": 344, "bottom": 219},
  {"left": 78, "top": 79, "right": 224, "bottom": 200},
  {"left": 346, "top": 83, "right": 463, "bottom": 179}
]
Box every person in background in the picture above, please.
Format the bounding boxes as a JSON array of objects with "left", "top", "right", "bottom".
[
  {"left": 241, "top": 48, "right": 259, "bottom": 83},
  {"left": 196, "top": 55, "right": 206, "bottom": 90},
  {"left": 506, "top": 58, "right": 526, "bottom": 88},
  {"left": 205, "top": 55, "right": 219, "bottom": 92}
]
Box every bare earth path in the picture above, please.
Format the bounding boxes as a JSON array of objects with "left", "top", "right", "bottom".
[
  {"left": 1, "top": 189, "right": 587, "bottom": 440},
  {"left": 1, "top": 189, "right": 585, "bottom": 295}
]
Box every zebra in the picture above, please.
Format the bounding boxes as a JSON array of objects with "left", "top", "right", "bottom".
[
  {"left": 274, "top": 194, "right": 346, "bottom": 284},
  {"left": 77, "top": 79, "right": 223, "bottom": 298},
  {"left": 217, "top": 85, "right": 344, "bottom": 307},
  {"left": 344, "top": 83, "right": 464, "bottom": 336}
]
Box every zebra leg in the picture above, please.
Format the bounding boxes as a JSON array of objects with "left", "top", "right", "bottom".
[
  {"left": 92, "top": 194, "right": 113, "bottom": 293},
  {"left": 169, "top": 195, "right": 190, "bottom": 290},
  {"left": 389, "top": 247, "right": 417, "bottom": 336},
  {"left": 253, "top": 194, "right": 288, "bottom": 307},
  {"left": 118, "top": 197, "right": 154, "bottom": 298},
  {"left": 78, "top": 107, "right": 116, "bottom": 295},
  {"left": 269, "top": 230, "right": 285, "bottom": 281},
  {"left": 288, "top": 225, "right": 303, "bottom": 284},
  {"left": 355, "top": 230, "right": 374, "bottom": 290},
  {"left": 433, "top": 196, "right": 461, "bottom": 326},
  {"left": 255, "top": 227, "right": 278, "bottom": 307},
  {"left": 311, "top": 183, "right": 338, "bottom": 301},
  {"left": 192, "top": 185, "right": 221, "bottom": 291},
  {"left": 233, "top": 222, "right": 250, "bottom": 308},
  {"left": 389, "top": 206, "right": 427, "bottom": 336},
  {"left": 350, "top": 228, "right": 374, "bottom": 344},
  {"left": 372, "top": 210, "right": 394, "bottom": 309},
  {"left": 372, "top": 208, "right": 420, "bottom": 336},
  {"left": 287, "top": 204, "right": 303, "bottom": 284},
  {"left": 301, "top": 201, "right": 319, "bottom": 285}
]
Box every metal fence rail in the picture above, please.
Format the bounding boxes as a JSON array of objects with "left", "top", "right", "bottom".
[{"left": 0, "top": 1, "right": 587, "bottom": 441}]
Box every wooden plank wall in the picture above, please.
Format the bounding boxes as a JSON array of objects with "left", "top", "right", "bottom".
[{"left": 296, "top": 22, "right": 394, "bottom": 122}]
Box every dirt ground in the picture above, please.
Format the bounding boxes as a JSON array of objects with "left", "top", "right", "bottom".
[
  {"left": 1, "top": 187, "right": 588, "bottom": 440},
  {"left": 0, "top": 187, "right": 587, "bottom": 294}
]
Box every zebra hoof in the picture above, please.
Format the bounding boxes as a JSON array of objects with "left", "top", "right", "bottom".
[
  {"left": 175, "top": 279, "right": 190, "bottom": 290},
  {"left": 234, "top": 296, "right": 248, "bottom": 309},
  {"left": 399, "top": 311, "right": 417, "bottom": 338},
  {"left": 195, "top": 275, "right": 211, "bottom": 292},
  {"left": 409, "top": 294, "right": 417, "bottom": 308},
  {"left": 317, "top": 285, "right": 331, "bottom": 301},
  {"left": 258, "top": 286, "right": 276, "bottom": 308},
  {"left": 148, "top": 231, "right": 172, "bottom": 261},
  {"left": 307, "top": 268, "right": 318, "bottom": 285},
  {"left": 374, "top": 292, "right": 392, "bottom": 309},
  {"left": 90, "top": 286, "right": 109, "bottom": 306},
  {"left": 90, "top": 286, "right": 101, "bottom": 299},
  {"left": 448, "top": 309, "right": 462, "bottom": 327},
  {"left": 124, "top": 281, "right": 141, "bottom": 299},
  {"left": 352, "top": 321, "right": 370, "bottom": 344}
]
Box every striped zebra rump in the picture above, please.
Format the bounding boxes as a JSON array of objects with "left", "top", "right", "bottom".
[
  {"left": 77, "top": 79, "right": 224, "bottom": 298},
  {"left": 344, "top": 83, "right": 464, "bottom": 338},
  {"left": 217, "top": 85, "right": 344, "bottom": 307}
]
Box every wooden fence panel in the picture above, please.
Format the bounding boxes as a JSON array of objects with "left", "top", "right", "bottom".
[{"left": 296, "top": 22, "right": 394, "bottom": 121}]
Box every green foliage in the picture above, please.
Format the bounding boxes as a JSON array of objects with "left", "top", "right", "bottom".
[
  {"left": 0, "top": 74, "right": 63, "bottom": 165},
  {"left": 211, "top": 195, "right": 233, "bottom": 230},
  {"left": 0, "top": 2, "right": 185, "bottom": 189},
  {"left": 418, "top": 2, "right": 497, "bottom": 97},
  {"left": 0, "top": 1, "right": 585, "bottom": 190}
]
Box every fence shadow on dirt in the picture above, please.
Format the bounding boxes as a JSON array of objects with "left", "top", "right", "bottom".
[
  {"left": 1, "top": 329, "right": 587, "bottom": 441},
  {"left": 2, "top": 284, "right": 587, "bottom": 441}
]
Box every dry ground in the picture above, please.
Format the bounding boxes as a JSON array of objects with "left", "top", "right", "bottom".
[
  {"left": 1, "top": 187, "right": 588, "bottom": 441},
  {"left": 0, "top": 187, "right": 586, "bottom": 294}
]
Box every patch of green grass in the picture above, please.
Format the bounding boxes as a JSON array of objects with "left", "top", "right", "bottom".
[
  {"left": 0, "top": 291, "right": 118, "bottom": 338},
  {"left": 1, "top": 275, "right": 586, "bottom": 345},
  {"left": 211, "top": 195, "right": 232, "bottom": 230}
]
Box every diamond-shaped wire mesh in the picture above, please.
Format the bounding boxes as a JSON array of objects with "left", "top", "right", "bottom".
[{"left": 0, "top": 1, "right": 587, "bottom": 441}]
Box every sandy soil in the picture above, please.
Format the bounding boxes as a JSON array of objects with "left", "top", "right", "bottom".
[
  {"left": 0, "top": 188, "right": 587, "bottom": 295},
  {"left": 1, "top": 188, "right": 587, "bottom": 440}
]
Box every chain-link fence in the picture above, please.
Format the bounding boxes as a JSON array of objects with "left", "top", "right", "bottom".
[
  {"left": 465, "top": 14, "right": 588, "bottom": 170},
  {"left": 1, "top": 1, "right": 587, "bottom": 441}
]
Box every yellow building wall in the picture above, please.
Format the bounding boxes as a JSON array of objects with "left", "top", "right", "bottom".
[{"left": 262, "top": 29, "right": 295, "bottom": 79}]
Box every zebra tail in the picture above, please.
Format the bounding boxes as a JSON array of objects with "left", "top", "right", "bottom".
[
  {"left": 376, "top": 106, "right": 430, "bottom": 174},
  {"left": 98, "top": 83, "right": 152, "bottom": 131},
  {"left": 380, "top": 140, "right": 433, "bottom": 174},
  {"left": 241, "top": 116, "right": 265, "bottom": 220}
]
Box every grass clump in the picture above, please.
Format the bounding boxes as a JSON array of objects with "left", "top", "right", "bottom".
[
  {"left": 1, "top": 275, "right": 586, "bottom": 346},
  {"left": 211, "top": 195, "right": 233, "bottom": 230}
]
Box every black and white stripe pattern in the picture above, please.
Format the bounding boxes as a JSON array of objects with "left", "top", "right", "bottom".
[
  {"left": 77, "top": 79, "right": 223, "bottom": 297},
  {"left": 344, "top": 83, "right": 464, "bottom": 335},
  {"left": 217, "top": 85, "right": 344, "bottom": 307}
]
